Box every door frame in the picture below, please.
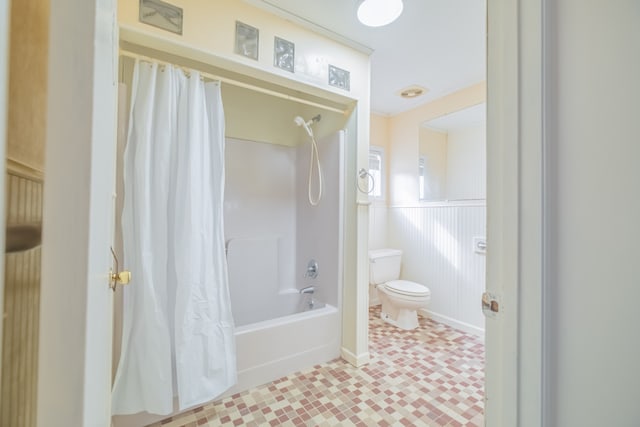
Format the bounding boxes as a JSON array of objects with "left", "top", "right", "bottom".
[
  {"left": 485, "top": 0, "right": 545, "bottom": 425},
  {"left": 36, "top": 0, "right": 118, "bottom": 426},
  {"left": 28, "top": 0, "right": 548, "bottom": 425}
]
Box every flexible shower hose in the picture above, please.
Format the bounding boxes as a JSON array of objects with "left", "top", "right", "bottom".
[{"left": 307, "top": 133, "right": 323, "bottom": 206}]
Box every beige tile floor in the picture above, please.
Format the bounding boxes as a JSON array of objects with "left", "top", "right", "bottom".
[{"left": 150, "top": 306, "right": 484, "bottom": 427}]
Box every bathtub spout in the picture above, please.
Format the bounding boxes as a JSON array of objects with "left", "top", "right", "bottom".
[{"left": 299, "top": 285, "right": 315, "bottom": 295}]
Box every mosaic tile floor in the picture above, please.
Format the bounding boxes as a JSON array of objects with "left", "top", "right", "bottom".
[{"left": 150, "top": 306, "right": 484, "bottom": 427}]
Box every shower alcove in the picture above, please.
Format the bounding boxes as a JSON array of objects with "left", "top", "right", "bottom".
[{"left": 112, "top": 30, "right": 359, "bottom": 425}]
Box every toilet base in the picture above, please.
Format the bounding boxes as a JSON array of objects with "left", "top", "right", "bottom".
[{"left": 380, "top": 305, "right": 419, "bottom": 330}]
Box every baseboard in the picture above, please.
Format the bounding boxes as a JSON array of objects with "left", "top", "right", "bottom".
[
  {"left": 341, "top": 347, "right": 370, "bottom": 367},
  {"left": 420, "top": 309, "right": 485, "bottom": 337}
]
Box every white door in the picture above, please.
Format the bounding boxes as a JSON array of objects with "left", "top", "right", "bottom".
[{"left": 37, "top": 0, "right": 118, "bottom": 426}]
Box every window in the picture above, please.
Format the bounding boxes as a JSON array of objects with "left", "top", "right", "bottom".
[{"left": 368, "top": 147, "right": 384, "bottom": 199}]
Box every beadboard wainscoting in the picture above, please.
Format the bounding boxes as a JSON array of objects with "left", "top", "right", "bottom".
[
  {"left": 373, "top": 204, "right": 486, "bottom": 335},
  {"left": 1, "top": 169, "right": 43, "bottom": 427}
]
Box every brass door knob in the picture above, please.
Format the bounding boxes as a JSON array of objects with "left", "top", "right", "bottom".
[
  {"left": 109, "top": 247, "right": 132, "bottom": 291},
  {"left": 111, "top": 270, "right": 131, "bottom": 285}
]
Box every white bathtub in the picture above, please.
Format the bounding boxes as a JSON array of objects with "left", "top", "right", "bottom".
[
  {"left": 112, "top": 302, "right": 341, "bottom": 427},
  {"left": 224, "top": 302, "right": 341, "bottom": 397},
  {"left": 233, "top": 290, "right": 325, "bottom": 327}
]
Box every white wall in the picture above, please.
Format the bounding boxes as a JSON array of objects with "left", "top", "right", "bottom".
[
  {"left": 388, "top": 205, "right": 486, "bottom": 334},
  {"left": 544, "top": 1, "right": 640, "bottom": 425}
]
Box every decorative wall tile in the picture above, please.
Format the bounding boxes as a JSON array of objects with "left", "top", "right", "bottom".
[
  {"left": 328, "top": 65, "right": 350, "bottom": 91},
  {"left": 274, "top": 36, "right": 295, "bottom": 72},
  {"left": 139, "top": 0, "right": 183, "bottom": 35},
  {"left": 235, "top": 21, "right": 259, "bottom": 60}
]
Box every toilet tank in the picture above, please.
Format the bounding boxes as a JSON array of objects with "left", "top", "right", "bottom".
[{"left": 368, "top": 249, "right": 402, "bottom": 285}]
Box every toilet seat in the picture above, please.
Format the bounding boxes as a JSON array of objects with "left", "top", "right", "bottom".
[{"left": 384, "top": 280, "right": 430, "bottom": 297}]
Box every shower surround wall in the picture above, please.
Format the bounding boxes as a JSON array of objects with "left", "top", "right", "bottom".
[
  {"left": 225, "top": 133, "right": 343, "bottom": 313},
  {"left": 295, "top": 132, "right": 344, "bottom": 309},
  {"left": 224, "top": 132, "right": 343, "bottom": 396},
  {"left": 225, "top": 138, "right": 297, "bottom": 304}
]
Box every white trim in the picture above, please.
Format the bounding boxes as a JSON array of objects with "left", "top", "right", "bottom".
[
  {"left": 420, "top": 309, "right": 485, "bottom": 338},
  {"left": 485, "top": 0, "right": 520, "bottom": 425},
  {"left": 340, "top": 347, "right": 370, "bottom": 367},
  {"left": 119, "top": 24, "right": 357, "bottom": 109},
  {"left": 518, "top": 0, "right": 545, "bottom": 425},
  {"left": 540, "top": 1, "right": 554, "bottom": 424},
  {"left": 389, "top": 200, "right": 486, "bottom": 209},
  {"left": 485, "top": 0, "right": 545, "bottom": 425},
  {"left": 119, "top": 50, "right": 347, "bottom": 115}
]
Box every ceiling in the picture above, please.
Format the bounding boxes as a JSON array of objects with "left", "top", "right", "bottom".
[{"left": 245, "top": 0, "right": 486, "bottom": 118}]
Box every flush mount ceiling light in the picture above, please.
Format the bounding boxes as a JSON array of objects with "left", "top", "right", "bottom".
[
  {"left": 357, "top": 0, "right": 404, "bottom": 27},
  {"left": 399, "top": 85, "right": 428, "bottom": 99}
]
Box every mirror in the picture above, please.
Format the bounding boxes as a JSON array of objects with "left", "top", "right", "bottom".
[{"left": 419, "top": 103, "right": 486, "bottom": 201}]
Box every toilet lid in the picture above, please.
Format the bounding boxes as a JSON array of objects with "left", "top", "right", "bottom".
[{"left": 385, "top": 280, "right": 430, "bottom": 297}]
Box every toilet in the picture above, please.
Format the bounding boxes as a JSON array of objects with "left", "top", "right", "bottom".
[{"left": 368, "top": 249, "right": 431, "bottom": 330}]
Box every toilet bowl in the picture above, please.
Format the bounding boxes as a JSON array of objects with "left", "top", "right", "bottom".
[{"left": 369, "top": 249, "right": 431, "bottom": 330}]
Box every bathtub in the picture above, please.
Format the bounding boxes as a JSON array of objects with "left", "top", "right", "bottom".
[
  {"left": 233, "top": 290, "right": 325, "bottom": 327},
  {"left": 224, "top": 300, "right": 341, "bottom": 397},
  {"left": 222, "top": 235, "right": 342, "bottom": 398},
  {"left": 112, "top": 300, "right": 341, "bottom": 427}
]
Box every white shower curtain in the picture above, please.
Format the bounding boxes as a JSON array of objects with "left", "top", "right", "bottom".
[{"left": 112, "top": 60, "right": 236, "bottom": 415}]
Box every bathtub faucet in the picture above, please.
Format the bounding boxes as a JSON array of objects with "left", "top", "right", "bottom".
[
  {"left": 305, "top": 259, "right": 319, "bottom": 279},
  {"left": 300, "top": 285, "right": 316, "bottom": 309},
  {"left": 299, "top": 285, "right": 315, "bottom": 295}
]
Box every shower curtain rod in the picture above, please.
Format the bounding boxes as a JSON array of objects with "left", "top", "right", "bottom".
[{"left": 119, "top": 50, "right": 347, "bottom": 115}]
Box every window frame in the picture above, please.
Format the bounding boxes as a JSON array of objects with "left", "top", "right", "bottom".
[{"left": 368, "top": 146, "right": 385, "bottom": 201}]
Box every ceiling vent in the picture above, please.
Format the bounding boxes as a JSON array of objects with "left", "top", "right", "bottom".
[{"left": 399, "top": 85, "right": 428, "bottom": 99}]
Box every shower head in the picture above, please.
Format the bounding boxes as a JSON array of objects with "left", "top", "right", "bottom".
[
  {"left": 294, "top": 115, "right": 322, "bottom": 127},
  {"left": 294, "top": 115, "right": 314, "bottom": 138},
  {"left": 294, "top": 116, "right": 306, "bottom": 127}
]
